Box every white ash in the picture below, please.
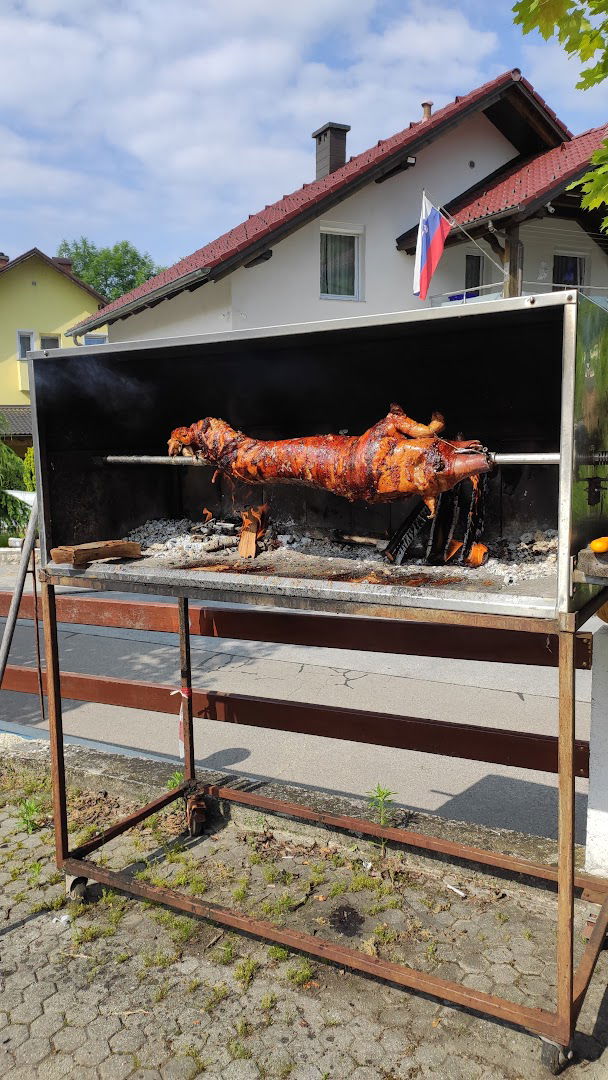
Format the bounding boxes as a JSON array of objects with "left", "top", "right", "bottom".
[{"left": 125, "top": 518, "right": 558, "bottom": 583}]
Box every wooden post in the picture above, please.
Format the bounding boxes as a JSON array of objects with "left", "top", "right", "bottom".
[
  {"left": 503, "top": 225, "right": 523, "bottom": 298},
  {"left": 41, "top": 581, "right": 69, "bottom": 865},
  {"left": 178, "top": 597, "right": 195, "bottom": 782},
  {"left": 556, "top": 629, "right": 576, "bottom": 1045}
]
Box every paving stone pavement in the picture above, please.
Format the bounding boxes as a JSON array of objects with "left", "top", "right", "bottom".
[{"left": 0, "top": 758, "right": 607, "bottom": 1079}]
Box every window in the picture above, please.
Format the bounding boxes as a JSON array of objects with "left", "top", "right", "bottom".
[
  {"left": 83, "top": 334, "right": 108, "bottom": 346},
  {"left": 465, "top": 253, "right": 483, "bottom": 298},
  {"left": 40, "top": 335, "right": 60, "bottom": 350},
  {"left": 17, "top": 331, "right": 34, "bottom": 359},
  {"left": 553, "top": 253, "right": 586, "bottom": 290},
  {"left": 320, "top": 224, "right": 363, "bottom": 299}
]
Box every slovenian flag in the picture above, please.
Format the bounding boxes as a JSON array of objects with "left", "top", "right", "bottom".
[{"left": 413, "top": 193, "right": 451, "bottom": 301}]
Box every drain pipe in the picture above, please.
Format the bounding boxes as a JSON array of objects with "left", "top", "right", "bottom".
[{"left": 0, "top": 496, "right": 38, "bottom": 687}]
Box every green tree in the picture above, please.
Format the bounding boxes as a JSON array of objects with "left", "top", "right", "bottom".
[
  {"left": 23, "top": 446, "right": 36, "bottom": 493},
  {"left": 0, "top": 417, "right": 28, "bottom": 534},
  {"left": 57, "top": 237, "right": 165, "bottom": 302},
  {"left": 513, "top": 1, "right": 608, "bottom": 228}
]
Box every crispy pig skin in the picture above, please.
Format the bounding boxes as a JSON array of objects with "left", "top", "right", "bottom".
[{"left": 168, "top": 403, "right": 492, "bottom": 511}]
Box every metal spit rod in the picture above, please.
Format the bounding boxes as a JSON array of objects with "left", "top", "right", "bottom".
[{"left": 103, "top": 451, "right": 568, "bottom": 467}]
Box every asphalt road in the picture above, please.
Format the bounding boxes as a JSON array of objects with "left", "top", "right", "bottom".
[{"left": 0, "top": 561, "right": 593, "bottom": 843}]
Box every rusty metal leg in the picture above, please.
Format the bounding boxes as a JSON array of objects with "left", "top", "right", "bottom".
[
  {"left": 178, "top": 596, "right": 195, "bottom": 782},
  {"left": 556, "top": 629, "right": 576, "bottom": 1048},
  {"left": 41, "top": 581, "right": 68, "bottom": 866}
]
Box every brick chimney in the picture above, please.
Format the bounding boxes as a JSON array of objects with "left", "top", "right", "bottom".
[
  {"left": 311, "top": 122, "right": 350, "bottom": 180},
  {"left": 0, "top": 252, "right": 9, "bottom": 269},
  {"left": 53, "top": 256, "right": 73, "bottom": 273},
  {"left": 421, "top": 101, "right": 434, "bottom": 122}
]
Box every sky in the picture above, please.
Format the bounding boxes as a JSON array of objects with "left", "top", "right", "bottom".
[{"left": 1, "top": 0, "right": 607, "bottom": 269}]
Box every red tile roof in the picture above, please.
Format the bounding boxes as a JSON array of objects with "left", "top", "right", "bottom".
[
  {"left": 70, "top": 68, "right": 572, "bottom": 335},
  {"left": 453, "top": 123, "right": 608, "bottom": 228}
]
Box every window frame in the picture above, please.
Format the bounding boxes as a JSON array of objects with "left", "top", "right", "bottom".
[
  {"left": 83, "top": 334, "right": 108, "bottom": 346},
  {"left": 552, "top": 250, "right": 588, "bottom": 290},
  {"left": 465, "top": 252, "right": 484, "bottom": 298},
  {"left": 319, "top": 221, "right": 365, "bottom": 301},
  {"left": 17, "top": 329, "right": 35, "bottom": 360},
  {"left": 40, "top": 334, "right": 61, "bottom": 351}
]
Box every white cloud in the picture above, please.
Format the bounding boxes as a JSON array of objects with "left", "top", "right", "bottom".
[
  {"left": 0, "top": 1, "right": 603, "bottom": 266},
  {"left": 523, "top": 41, "right": 608, "bottom": 127}
]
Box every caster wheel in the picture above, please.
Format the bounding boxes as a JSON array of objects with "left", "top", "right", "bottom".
[
  {"left": 188, "top": 809, "right": 206, "bottom": 838},
  {"left": 186, "top": 793, "right": 207, "bottom": 838},
  {"left": 540, "top": 1040, "right": 573, "bottom": 1075},
  {"left": 66, "top": 876, "right": 89, "bottom": 901}
]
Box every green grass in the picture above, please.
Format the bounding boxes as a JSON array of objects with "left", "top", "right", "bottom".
[
  {"left": 308, "top": 863, "right": 326, "bottom": 887},
  {"left": 234, "top": 956, "right": 259, "bottom": 989},
  {"left": 373, "top": 923, "right": 397, "bottom": 945},
  {"left": 27, "top": 861, "right": 43, "bottom": 884},
  {"left": 227, "top": 1039, "right": 252, "bottom": 1060},
  {"left": 172, "top": 865, "right": 207, "bottom": 896},
  {"left": 72, "top": 924, "right": 115, "bottom": 946},
  {"left": 16, "top": 798, "right": 43, "bottom": 834},
  {"left": 141, "top": 949, "right": 175, "bottom": 970},
  {"left": 232, "top": 876, "right": 249, "bottom": 903},
  {"left": 349, "top": 872, "right": 381, "bottom": 893},
  {"left": 182, "top": 1045, "right": 207, "bottom": 1073},
  {"left": 260, "top": 992, "right": 277, "bottom": 1011},
  {"left": 287, "top": 959, "right": 315, "bottom": 986},
  {"left": 260, "top": 892, "right": 296, "bottom": 919},
  {"left": 29, "top": 894, "right": 67, "bottom": 914},
  {"left": 214, "top": 940, "right": 236, "bottom": 966},
  {"left": 151, "top": 909, "right": 199, "bottom": 946},
  {"left": 203, "top": 982, "right": 229, "bottom": 1012},
  {"left": 186, "top": 978, "right": 201, "bottom": 993},
  {"left": 426, "top": 941, "right": 438, "bottom": 962},
  {"left": 267, "top": 945, "right": 290, "bottom": 962},
  {"left": 367, "top": 895, "right": 401, "bottom": 915}
]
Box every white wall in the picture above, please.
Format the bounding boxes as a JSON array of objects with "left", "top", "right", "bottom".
[
  {"left": 520, "top": 217, "right": 608, "bottom": 294},
  {"left": 109, "top": 112, "right": 517, "bottom": 341},
  {"left": 108, "top": 278, "right": 232, "bottom": 343},
  {"left": 230, "top": 113, "right": 517, "bottom": 329}
]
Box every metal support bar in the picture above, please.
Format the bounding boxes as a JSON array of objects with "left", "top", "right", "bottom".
[
  {"left": 557, "top": 630, "right": 576, "bottom": 1045},
  {"left": 178, "top": 597, "right": 195, "bottom": 781},
  {"left": 69, "top": 785, "right": 188, "bottom": 860},
  {"left": 1, "top": 662, "right": 591, "bottom": 777},
  {"left": 62, "top": 856, "right": 561, "bottom": 1041},
  {"left": 201, "top": 782, "right": 608, "bottom": 903},
  {"left": 572, "top": 894, "right": 608, "bottom": 1015},
  {"left": 41, "top": 581, "right": 68, "bottom": 865},
  {"left": 1, "top": 590, "right": 593, "bottom": 667},
  {"left": 0, "top": 497, "right": 38, "bottom": 688}
]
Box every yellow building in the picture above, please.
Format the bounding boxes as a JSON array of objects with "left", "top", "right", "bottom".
[{"left": 0, "top": 248, "right": 106, "bottom": 448}]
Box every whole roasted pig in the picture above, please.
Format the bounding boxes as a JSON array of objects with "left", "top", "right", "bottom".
[{"left": 168, "top": 404, "right": 492, "bottom": 514}]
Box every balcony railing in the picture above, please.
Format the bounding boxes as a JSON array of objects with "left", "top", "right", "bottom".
[{"left": 430, "top": 282, "right": 608, "bottom": 309}]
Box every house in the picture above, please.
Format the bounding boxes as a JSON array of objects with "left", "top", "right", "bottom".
[
  {"left": 68, "top": 68, "right": 608, "bottom": 346},
  {"left": 0, "top": 249, "right": 107, "bottom": 448}
]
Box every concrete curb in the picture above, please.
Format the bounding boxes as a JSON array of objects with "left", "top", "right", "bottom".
[{"left": 0, "top": 730, "right": 578, "bottom": 870}]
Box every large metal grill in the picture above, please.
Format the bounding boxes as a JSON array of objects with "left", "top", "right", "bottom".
[{"left": 30, "top": 292, "right": 608, "bottom": 618}]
